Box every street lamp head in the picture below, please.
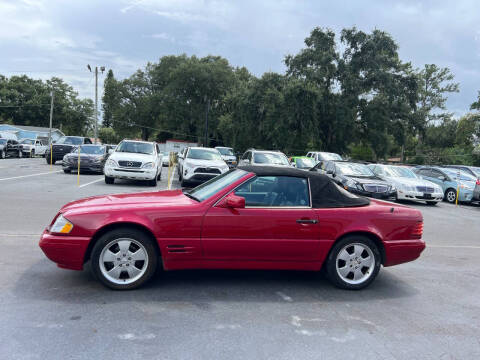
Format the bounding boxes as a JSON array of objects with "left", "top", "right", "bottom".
[
  {"left": 87, "top": 64, "right": 92, "bottom": 72},
  {"left": 100, "top": 66, "right": 105, "bottom": 73}
]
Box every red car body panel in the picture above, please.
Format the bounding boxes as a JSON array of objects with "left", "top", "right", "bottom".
[{"left": 39, "top": 172, "right": 425, "bottom": 272}]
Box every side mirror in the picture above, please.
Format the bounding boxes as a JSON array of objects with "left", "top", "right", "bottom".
[
  {"left": 438, "top": 176, "right": 446, "bottom": 181},
  {"left": 326, "top": 170, "right": 333, "bottom": 175},
  {"left": 218, "top": 193, "right": 245, "bottom": 209},
  {"left": 108, "top": 149, "right": 114, "bottom": 154}
]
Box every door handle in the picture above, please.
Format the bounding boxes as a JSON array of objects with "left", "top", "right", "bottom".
[{"left": 296, "top": 219, "right": 318, "bottom": 224}]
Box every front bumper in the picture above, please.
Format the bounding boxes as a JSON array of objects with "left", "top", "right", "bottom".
[
  {"left": 184, "top": 172, "right": 219, "bottom": 183},
  {"left": 384, "top": 239, "right": 426, "bottom": 267},
  {"left": 458, "top": 189, "right": 474, "bottom": 202},
  {"left": 63, "top": 160, "right": 103, "bottom": 173},
  {"left": 104, "top": 166, "right": 157, "bottom": 180},
  {"left": 39, "top": 230, "right": 91, "bottom": 271},
  {"left": 397, "top": 190, "right": 443, "bottom": 202},
  {"left": 349, "top": 188, "right": 397, "bottom": 200}
]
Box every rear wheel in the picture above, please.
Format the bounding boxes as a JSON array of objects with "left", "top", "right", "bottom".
[
  {"left": 90, "top": 227, "right": 158, "bottom": 290},
  {"left": 63, "top": 169, "right": 71, "bottom": 174},
  {"left": 445, "top": 188, "right": 457, "bottom": 203},
  {"left": 326, "top": 235, "right": 381, "bottom": 290},
  {"left": 0, "top": 150, "right": 5, "bottom": 159},
  {"left": 46, "top": 156, "right": 54, "bottom": 164},
  {"left": 105, "top": 176, "right": 114, "bottom": 184}
]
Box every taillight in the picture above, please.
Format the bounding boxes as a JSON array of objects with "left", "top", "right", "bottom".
[
  {"left": 476, "top": 179, "right": 480, "bottom": 186},
  {"left": 410, "top": 221, "right": 423, "bottom": 239}
]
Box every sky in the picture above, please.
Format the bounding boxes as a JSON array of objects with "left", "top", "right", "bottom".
[{"left": 1, "top": 0, "right": 479, "bottom": 117}]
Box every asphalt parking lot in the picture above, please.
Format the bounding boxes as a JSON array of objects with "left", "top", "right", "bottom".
[{"left": 1, "top": 157, "right": 479, "bottom": 360}]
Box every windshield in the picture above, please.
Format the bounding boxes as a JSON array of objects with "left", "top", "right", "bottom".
[
  {"left": 187, "top": 169, "right": 247, "bottom": 201},
  {"left": 318, "top": 152, "right": 342, "bottom": 161},
  {"left": 72, "top": 145, "right": 105, "bottom": 155},
  {"left": 56, "top": 136, "right": 83, "bottom": 145},
  {"left": 383, "top": 166, "right": 417, "bottom": 178},
  {"left": 470, "top": 167, "right": 480, "bottom": 177},
  {"left": 295, "top": 157, "right": 315, "bottom": 169},
  {"left": 187, "top": 148, "right": 222, "bottom": 160},
  {"left": 336, "top": 163, "right": 375, "bottom": 177},
  {"left": 441, "top": 168, "right": 476, "bottom": 182},
  {"left": 20, "top": 139, "right": 35, "bottom": 145},
  {"left": 217, "top": 147, "right": 234, "bottom": 156},
  {"left": 116, "top": 141, "right": 154, "bottom": 155},
  {"left": 0, "top": 139, "right": 7, "bottom": 144},
  {"left": 254, "top": 152, "right": 289, "bottom": 165}
]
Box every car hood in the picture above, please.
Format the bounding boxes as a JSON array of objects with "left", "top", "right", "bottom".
[
  {"left": 383, "top": 176, "right": 439, "bottom": 188},
  {"left": 65, "top": 153, "right": 103, "bottom": 159},
  {"left": 183, "top": 158, "right": 226, "bottom": 167},
  {"left": 61, "top": 189, "right": 196, "bottom": 213},
  {"left": 109, "top": 152, "right": 155, "bottom": 162}
]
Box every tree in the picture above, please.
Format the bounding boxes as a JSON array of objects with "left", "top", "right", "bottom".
[
  {"left": 102, "top": 70, "right": 119, "bottom": 128},
  {"left": 471, "top": 91, "right": 480, "bottom": 111}
]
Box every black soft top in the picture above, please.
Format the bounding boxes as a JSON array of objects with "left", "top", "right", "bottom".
[{"left": 238, "top": 165, "right": 370, "bottom": 208}]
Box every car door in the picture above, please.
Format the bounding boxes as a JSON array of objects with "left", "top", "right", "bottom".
[
  {"left": 238, "top": 151, "right": 251, "bottom": 166},
  {"left": 202, "top": 175, "right": 322, "bottom": 262}
]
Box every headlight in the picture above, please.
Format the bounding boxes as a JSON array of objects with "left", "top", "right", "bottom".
[
  {"left": 390, "top": 185, "right": 397, "bottom": 192},
  {"left": 92, "top": 157, "right": 102, "bottom": 163},
  {"left": 50, "top": 214, "right": 73, "bottom": 234},
  {"left": 141, "top": 162, "right": 154, "bottom": 169},
  {"left": 106, "top": 159, "right": 117, "bottom": 167},
  {"left": 345, "top": 179, "right": 356, "bottom": 189},
  {"left": 183, "top": 162, "right": 194, "bottom": 169},
  {"left": 221, "top": 165, "right": 229, "bottom": 172}
]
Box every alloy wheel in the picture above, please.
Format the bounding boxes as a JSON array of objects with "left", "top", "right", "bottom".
[
  {"left": 99, "top": 238, "right": 149, "bottom": 285},
  {"left": 336, "top": 243, "right": 375, "bottom": 285}
]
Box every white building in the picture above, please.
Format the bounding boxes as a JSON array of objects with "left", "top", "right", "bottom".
[{"left": 158, "top": 139, "right": 198, "bottom": 154}]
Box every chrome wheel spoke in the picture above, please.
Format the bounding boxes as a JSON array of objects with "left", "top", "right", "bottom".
[
  {"left": 354, "top": 245, "right": 364, "bottom": 257},
  {"left": 117, "top": 240, "right": 131, "bottom": 253},
  {"left": 353, "top": 268, "right": 364, "bottom": 281},
  {"left": 103, "top": 249, "right": 118, "bottom": 263},
  {"left": 130, "top": 249, "right": 146, "bottom": 262},
  {"left": 337, "top": 249, "right": 350, "bottom": 262},
  {"left": 126, "top": 265, "right": 141, "bottom": 279},
  {"left": 362, "top": 255, "right": 373, "bottom": 268},
  {"left": 337, "top": 265, "right": 351, "bottom": 278},
  {"left": 107, "top": 265, "right": 122, "bottom": 279}
]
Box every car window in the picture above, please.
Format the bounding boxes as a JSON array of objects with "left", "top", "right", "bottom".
[
  {"left": 235, "top": 176, "right": 310, "bottom": 207},
  {"left": 187, "top": 148, "right": 222, "bottom": 160},
  {"left": 295, "top": 157, "right": 315, "bottom": 169},
  {"left": 253, "top": 152, "right": 289, "bottom": 165},
  {"left": 116, "top": 141, "right": 154, "bottom": 155}
]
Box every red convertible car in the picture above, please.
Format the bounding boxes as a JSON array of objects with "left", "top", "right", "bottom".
[{"left": 39, "top": 166, "right": 425, "bottom": 290}]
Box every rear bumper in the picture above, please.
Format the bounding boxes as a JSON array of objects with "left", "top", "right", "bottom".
[
  {"left": 383, "top": 239, "right": 426, "bottom": 267},
  {"left": 39, "top": 230, "right": 91, "bottom": 270}
]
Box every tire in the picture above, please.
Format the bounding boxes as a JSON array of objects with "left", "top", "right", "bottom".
[
  {"left": 426, "top": 201, "right": 437, "bottom": 206},
  {"left": 0, "top": 150, "right": 5, "bottom": 159},
  {"left": 148, "top": 175, "right": 157, "bottom": 187},
  {"left": 445, "top": 188, "right": 457, "bottom": 203},
  {"left": 18, "top": 150, "right": 23, "bottom": 158},
  {"left": 31, "top": 150, "right": 35, "bottom": 157},
  {"left": 46, "top": 156, "right": 54, "bottom": 164},
  {"left": 105, "top": 176, "right": 114, "bottom": 184},
  {"left": 90, "top": 227, "right": 158, "bottom": 290},
  {"left": 180, "top": 178, "right": 189, "bottom": 188},
  {"left": 325, "top": 235, "right": 381, "bottom": 290},
  {"left": 63, "top": 169, "right": 71, "bottom": 174}
]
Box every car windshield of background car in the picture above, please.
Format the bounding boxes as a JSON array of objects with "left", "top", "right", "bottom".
[
  {"left": 116, "top": 141, "right": 154, "bottom": 155},
  {"left": 296, "top": 158, "right": 315, "bottom": 168},
  {"left": 336, "top": 163, "right": 374, "bottom": 177},
  {"left": 217, "top": 148, "right": 234, "bottom": 156},
  {"left": 187, "top": 149, "right": 222, "bottom": 160},
  {"left": 442, "top": 168, "right": 476, "bottom": 182},
  {"left": 254, "top": 153, "right": 289, "bottom": 165},
  {"left": 56, "top": 136, "right": 83, "bottom": 145},
  {"left": 72, "top": 145, "right": 105, "bottom": 155},
  {"left": 384, "top": 166, "right": 417, "bottom": 178}
]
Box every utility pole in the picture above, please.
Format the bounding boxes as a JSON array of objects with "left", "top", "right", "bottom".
[
  {"left": 204, "top": 97, "right": 210, "bottom": 147},
  {"left": 87, "top": 65, "right": 105, "bottom": 144},
  {"left": 48, "top": 91, "right": 54, "bottom": 145}
]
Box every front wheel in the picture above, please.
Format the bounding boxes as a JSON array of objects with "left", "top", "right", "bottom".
[
  {"left": 18, "top": 150, "right": 23, "bottom": 158},
  {"left": 445, "top": 189, "right": 457, "bottom": 203},
  {"left": 31, "top": 150, "right": 35, "bottom": 157},
  {"left": 63, "top": 169, "right": 71, "bottom": 174},
  {"left": 90, "top": 227, "right": 158, "bottom": 290},
  {"left": 0, "top": 150, "right": 5, "bottom": 159},
  {"left": 326, "top": 235, "right": 381, "bottom": 290},
  {"left": 148, "top": 175, "right": 157, "bottom": 187},
  {"left": 105, "top": 176, "right": 114, "bottom": 184}
]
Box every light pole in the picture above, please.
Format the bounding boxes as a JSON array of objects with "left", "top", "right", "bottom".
[{"left": 87, "top": 65, "right": 105, "bottom": 144}]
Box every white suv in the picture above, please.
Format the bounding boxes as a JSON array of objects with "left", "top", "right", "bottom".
[
  {"left": 238, "top": 149, "right": 290, "bottom": 167},
  {"left": 104, "top": 140, "right": 162, "bottom": 186},
  {"left": 179, "top": 147, "right": 229, "bottom": 187}
]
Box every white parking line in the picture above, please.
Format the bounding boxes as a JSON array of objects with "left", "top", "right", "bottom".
[
  {"left": 79, "top": 177, "right": 104, "bottom": 188},
  {"left": 0, "top": 170, "right": 62, "bottom": 181},
  {"left": 428, "top": 245, "right": 480, "bottom": 249}
]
